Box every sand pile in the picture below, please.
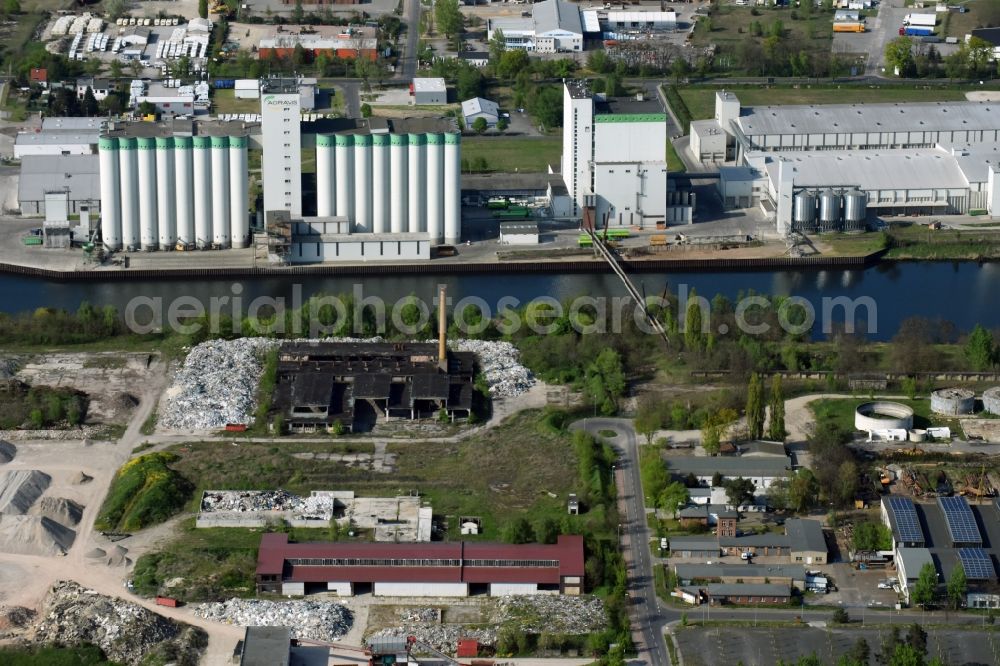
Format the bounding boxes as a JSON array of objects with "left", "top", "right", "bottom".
[
  {"left": 86, "top": 548, "right": 106, "bottom": 559},
  {"left": 0, "top": 470, "right": 51, "bottom": 515},
  {"left": 33, "top": 497, "right": 84, "bottom": 527},
  {"left": 0, "top": 441, "right": 14, "bottom": 464},
  {"left": 0, "top": 515, "right": 76, "bottom": 556},
  {"left": 71, "top": 471, "right": 93, "bottom": 485},
  {"left": 106, "top": 544, "right": 129, "bottom": 567}
]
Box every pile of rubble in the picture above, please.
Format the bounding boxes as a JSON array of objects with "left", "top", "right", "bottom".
[
  {"left": 200, "top": 490, "right": 336, "bottom": 520},
  {"left": 367, "top": 625, "right": 496, "bottom": 656},
  {"left": 449, "top": 339, "right": 534, "bottom": 398},
  {"left": 192, "top": 598, "right": 352, "bottom": 642},
  {"left": 488, "top": 595, "right": 606, "bottom": 635},
  {"left": 160, "top": 339, "right": 278, "bottom": 430},
  {"left": 25, "top": 581, "right": 206, "bottom": 666}
]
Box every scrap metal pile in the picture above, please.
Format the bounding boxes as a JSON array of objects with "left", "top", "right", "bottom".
[
  {"left": 200, "top": 490, "right": 336, "bottom": 520},
  {"left": 449, "top": 339, "right": 533, "bottom": 398},
  {"left": 488, "top": 595, "right": 606, "bottom": 634},
  {"left": 193, "top": 598, "right": 352, "bottom": 642}
]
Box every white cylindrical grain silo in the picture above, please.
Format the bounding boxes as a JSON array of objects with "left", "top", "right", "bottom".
[
  {"left": 229, "top": 135, "right": 249, "bottom": 248},
  {"left": 444, "top": 132, "right": 461, "bottom": 244},
  {"left": 425, "top": 132, "right": 444, "bottom": 245},
  {"left": 316, "top": 133, "right": 335, "bottom": 217},
  {"left": 353, "top": 134, "right": 372, "bottom": 233},
  {"left": 371, "top": 134, "right": 390, "bottom": 234},
  {"left": 173, "top": 136, "right": 194, "bottom": 246},
  {"left": 155, "top": 137, "right": 176, "bottom": 250},
  {"left": 390, "top": 133, "right": 408, "bottom": 234},
  {"left": 192, "top": 136, "right": 213, "bottom": 249},
  {"left": 335, "top": 134, "right": 354, "bottom": 221},
  {"left": 137, "top": 137, "right": 158, "bottom": 251},
  {"left": 98, "top": 136, "right": 121, "bottom": 251},
  {"left": 407, "top": 133, "right": 425, "bottom": 234},
  {"left": 118, "top": 137, "right": 139, "bottom": 250},
  {"left": 211, "top": 136, "right": 230, "bottom": 248}
]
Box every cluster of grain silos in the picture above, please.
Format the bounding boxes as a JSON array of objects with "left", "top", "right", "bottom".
[
  {"left": 930, "top": 387, "right": 976, "bottom": 415},
  {"left": 98, "top": 132, "right": 249, "bottom": 251},
  {"left": 792, "top": 189, "right": 867, "bottom": 233},
  {"left": 315, "top": 131, "right": 461, "bottom": 245}
]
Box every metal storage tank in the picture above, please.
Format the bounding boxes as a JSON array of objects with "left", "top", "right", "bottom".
[
  {"left": 390, "top": 134, "right": 408, "bottom": 234},
  {"left": 173, "top": 136, "right": 194, "bottom": 246},
  {"left": 444, "top": 132, "right": 461, "bottom": 244},
  {"left": 425, "top": 133, "right": 444, "bottom": 245},
  {"left": 155, "top": 137, "right": 175, "bottom": 250},
  {"left": 334, "top": 134, "right": 354, "bottom": 221},
  {"left": 315, "top": 134, "right": 335, "bottom": 217},
  {"left": 984, "top": 387, "right": 1000, "bottom": 415},
  {"left": 136, "top": 137, "right": 158, "bottom": 251},
  {"left": 792, "top": 191, "right": 816, "bottom": 232},
  {"left": 843, "top": 189, "right": 867, "bottom": 231},
  {"left": 118, "top": 137, "right": 140, "bottom": 250},
  {"left": 818, "top": 190, "right": 842, "bottom": 232},
  {"left": 353, "top": 134, "right": 372, "bottom": 233},
  {"left": 192, "top": 136, "right": 213, "bottom": 249},
  {"left": 371, "top": 134, "right": 390, "bottom": 234},
  {"left": 98, "top": 137, "right": 121, "bottom": 251},
  {"left": 211, "top": 136, "right": 230, "bottom": 248},
  {"left": 930, "top": 387, "right": 975, "bottom": 415},
  {"left": 229, "top": 135, "right": 249, "bottom": 248},
  {"left": 407, "top": 133, "right": 426, "bottom": 234}
]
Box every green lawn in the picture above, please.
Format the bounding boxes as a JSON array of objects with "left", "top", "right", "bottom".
[
  {"left": 677, "top": 86, "right": 971, "bottom": 120},
  {"left": 666, "top": 141, "right": 686, "bottom": 173},
  {"left": 821, "top": 232, "right": 890, "bottom": 257},
  {"left": 211, "top": 89, "right": 261, "bottom": 115},
  {"left": 461, "top": 136, "right": 561, "bottom": 173},
  {"left": 941, "top": 0, "right": 1000, "bottom": 38}
]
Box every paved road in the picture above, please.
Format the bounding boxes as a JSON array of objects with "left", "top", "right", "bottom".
[
  {"left": 340, "top": 81, "right": 361, "bottom": 119},
  {"left": 397, "top": 0, "right": 421, "bottom": 81}
]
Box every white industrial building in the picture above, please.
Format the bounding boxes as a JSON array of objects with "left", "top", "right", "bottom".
[
  {"left": 314, "top": 119, "right": 462, "bottom": 245},
  {"left": 697, "top": 92, "right": 1000, "bottom": 233},
  {"left": 98, "top": 120, "right": 251, "bottom": 251},
  {"left": 18, "top": 154, "right": 100, "bottom": 217},
  {"left": 411, "top": 78, "right": 447, "bottom": 105},
  {"left": 261, "top": 78, "right": 303, "bottom": 218},
  {"left": 487, "top": 0, "right": 584, "bottom": 53},
  {"left": 581, "top": 9, "right": 677, "bottom": 39},
  {"left": 461, "top": 97, "right": 500, "bottom": 128},
  {"left": 14, "top": 129, "right": 99, "bottom": 158},
  {"left": 286, "top": 216, "right": 432, "bottom": 263},
  {"left": 561, "top": 80, "right": 668, "bottom": 226}
]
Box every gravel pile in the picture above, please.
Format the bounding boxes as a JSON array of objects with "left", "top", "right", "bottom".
[
  {"left": 367, "top": 624, "right": 496, "bottom": 655},
  {"left": 488, "top": 595, "right": 606, "bottom": 635},
  {"left": 160, "top": 339, "right": 278, "bottom": 430},
  {"left": 201, "top": 490, "right": 335, "bottom": 520},
  {"left": 193, "top": 598, "right": 352, "bottom": 642},
  {"left": 449, "top": 339, "right": 534, "bottom": 398},
  {"left": 398, "top": 607, "right": 440, "bottom": 623}
]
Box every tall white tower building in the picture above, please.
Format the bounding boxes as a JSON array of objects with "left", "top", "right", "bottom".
[{"left": 260, "top": 78, "right": 302, "bottom": 216}]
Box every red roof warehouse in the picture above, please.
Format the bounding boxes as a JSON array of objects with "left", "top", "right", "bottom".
[{"left": 256, "top": 533, "right": 585, "bottom": 597}]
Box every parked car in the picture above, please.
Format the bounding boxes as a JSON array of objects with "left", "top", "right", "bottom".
[
  {"left": 877, "top": 580, "right": 893, "bottom": 589},
  {"left": 741, "top": 551, "right": 753, "bottom": 561}
]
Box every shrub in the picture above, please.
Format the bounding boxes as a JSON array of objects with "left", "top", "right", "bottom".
[{"left": 95, "top": 453, "right": 193, "bottom": 531}]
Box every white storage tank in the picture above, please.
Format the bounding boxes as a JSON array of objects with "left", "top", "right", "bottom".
[
  {"left": 425, "top": 133, "right": 444, "bottom": 245},
  {"left": 407, "top": 133, "right": 426, "bottom": 234},
  {"left": 930, "top": 387, "right": 975, "bottom": 415},
  {"left": 229, "top": 135, "right": 249, "bottom": 248},
  {"left": 118, "top": 137, "right": 140, "bottom": 251},
  {"left": 173, "top": 136, "right": 194, "bottom": 246},
  {"left": 334, "top": 134, "right": 354, "bottom": 221},
  {"left": 984, "top": 387, "right": 1000, "bottom": 415},
  {"left": 155, "top": 137, "right": 176, "bottom": 250},
  {"left": 371, "top": 134, "right": 390, "bottom": 234},
  {"left": 316, "top": 134, "right": 335, "bottom": 217},
  {"left": 353, "top": 134, "right": 372, "bottom": 233},
  {"left": 192, "top": 136, "right": 213, "bottom": 249},
  {"left": 137, "top": 137, "right": 158, "bottom": 251},
  {"left": 444, "top": 132, "right": 461, "bottom": 244},
  {"left": 390, "top": 133, "right": 408, "bottom": 234},
  {"left": 98, "top": 136, "right": 121, "bottom": 251},
  {"left": 211, "top": 136, "right": 230, "bottom": 248}
]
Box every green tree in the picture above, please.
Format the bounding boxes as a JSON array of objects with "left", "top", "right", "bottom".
[
  {"left": 724, "top": 477, "right": 755, "bottom": 506},
  {"left": 497, "top": 49, "right": 530, "bottom": 81},
  {"left": 684, "top": 296, "right": 704, "bottom": 351},
  {"left": 670, "top": 57, "right": 690, "bottom": 84},
  {"left": 489, "top": 28, "right": 506, "bottom": 63},
  {"left": 766, "top": 478, "right": 789, "bottom": 511},
  {"left": 106, "top": 0, "right": 126, "bottom": 19},
  {"left": 640, "top": 453, "right": 669, "bottom": 503},
  {"left": 701, "top": 408, "right": 736, "bottom": 456},
  {"left": 964, "top": 324, "right": 996, "bottom": 371},
  {"left": 787, "top": 468, "right": 819, "bottom": 513},
  {"left": 360, "top": 103, "right": 372, "bottom": 118},
  {"left": 585, "top": 348, "right": 626, "bottom": 415},
  {"left": 884, "top": 36, "right": 914, "bottom": 76},
  {"left": 533, "top": 517, "right": 559, "bottom": 544},
  {"left": 746, "top": 373, "right": 765, "bottom": 440},
  {"left": 293, "top": 0, "right": 304, "bottom": 24},
  {"left": 495, "top": 117, "right": 508, "bottom": 132},
  {"left": 658, "top": 481, "right": 689, "bottom": 518},
  {"left": 831, "top": 608, "right": 850, "bottom": 624},
  {"left": 435, "top": 0, "right": 463, "bottom": 38},
  {"left": 472, "top": 116, "right": 488, "bottom": 134},
  {"left": 888, "top": 643, "right": 925, "bottom": 666},
  {"left": 912, "top": 562, "right": 937, "bottom": 608},
  {"left": 634, "top": 398, "right": 663, "bottom": 444},
  {"left": 29, "top": 408, "right": 44, "bottom": 429},
  {"left": 767, "top": 375, "right": 785, "bottom": 440},
  {"left": 198, "top": 0, "right": 208, "bottom": 19},
  {"left": 853, "top": 521, "right": 891, "bottom": 552},
  {"left": 109, "top": 59, "right": 124, "bottom": 80},
  {"left": 947, "top": 564, "right": 967, "bottom": 610},
  {"left": 2, "top": 0, "right": 19, "bottom": 13},
  {"left": 502, "top": 517, "right": 534, "bottom": 544}
]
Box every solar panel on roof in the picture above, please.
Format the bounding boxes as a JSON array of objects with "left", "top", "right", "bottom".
[
  {"left": 957, "top": 548, "right": 995, "bottom": 580},
  {"left": 886, "top": 496, "right": 923, "bottom": 543},
  {"left": 938, "top": 496, "right": 982, "bottom": 545}
]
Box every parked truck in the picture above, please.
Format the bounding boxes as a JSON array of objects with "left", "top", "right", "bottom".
[
  {"left": 903, "top": 12, "right": 937, "bottom": 27},
  {"left": 899, "top": 25, "right": 935, "bottom": 36},
  {"left": 834, "top": 22, "right": 866, "bottom": 32}
]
